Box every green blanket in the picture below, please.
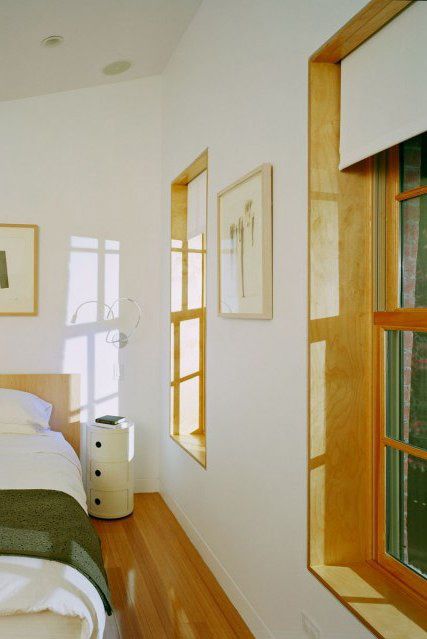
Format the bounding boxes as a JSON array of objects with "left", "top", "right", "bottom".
[{"left": 0, "top": 489, "right": 112, "bottom": 615}]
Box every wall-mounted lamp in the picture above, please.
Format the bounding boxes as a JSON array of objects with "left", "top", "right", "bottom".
[{"left": 70, "top": 297, "right": 142, "bottom": 349}]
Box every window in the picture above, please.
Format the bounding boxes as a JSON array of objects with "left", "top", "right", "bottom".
[
  {"left": 170, "top": 152, "right": 207, "bottom": 467},
  {"left": 375, "top": 133, "right": 427, "bottom": 598},
  {"left": 308, "top": 6, "right": 427, "bottom": 636}
]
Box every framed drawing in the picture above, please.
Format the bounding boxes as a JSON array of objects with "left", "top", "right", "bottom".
[
  {"left": 0, "top": 224, "right": 38, "bottom": 316},
  {"left": 218, "top": 164, "right": 272, "bottom": 319}
]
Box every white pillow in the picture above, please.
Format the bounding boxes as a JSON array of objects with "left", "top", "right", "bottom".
[
  {"left": 0, "top": 388, "right": 52, "bottom": 429},
  {"left": 0, "top": 423, "right": 47, "bottom": 435}
]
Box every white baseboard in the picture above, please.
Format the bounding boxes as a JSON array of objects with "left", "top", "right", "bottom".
[
  {"left": 160, "top": 482, "right": 274, "bottom": 639},
  {"left": 134, "top": 477, "right": 159, "bottom": 493}
]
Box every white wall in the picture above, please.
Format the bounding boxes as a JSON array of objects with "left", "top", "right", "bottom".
[
  {"left": 160, "top": 1, "right": 373, "bottom": 638},
  {"left": 0, "top": 78, "right": 162, "bottom": 492}
]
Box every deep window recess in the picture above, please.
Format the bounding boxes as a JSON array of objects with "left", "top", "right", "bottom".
[{"left": 170, "top": 152, "right": 207, "bottom": 467}]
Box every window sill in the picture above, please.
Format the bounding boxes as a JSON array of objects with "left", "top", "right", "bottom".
[
  {"left": 310, "top": 562, "right": 427, "bottom": 638},
  {"left": 170, "top": 433, "right": 206, "bottom": 468}
]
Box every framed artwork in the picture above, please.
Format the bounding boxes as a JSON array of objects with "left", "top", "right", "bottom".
[
  {"left": 217, "top": 164, "right": 272, "bottom": 319},
  {"left": 0, "top": 224, "right": 38, "bottom": 316}
]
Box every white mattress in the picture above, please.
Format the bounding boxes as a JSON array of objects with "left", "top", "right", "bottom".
[{"left": 0, "top": 431, "right": 106, "bottom": 639}]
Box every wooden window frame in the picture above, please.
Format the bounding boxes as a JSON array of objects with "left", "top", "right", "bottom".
[
  {"left": 170, "top": 241, "right": 206, "bottom": 437},
  {"left": 374, "top": 146, "right": 427, "bottom": 601},
  {"left": 308, "top": 2, "right": 427, "bottom": 638},
  {"left": 170, "top": 150, "right": 208, "bottom": 468}
]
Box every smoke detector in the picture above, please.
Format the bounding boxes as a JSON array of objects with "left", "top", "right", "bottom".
[
  {"left": 41, "top": 35, "right": 64, "bottom": 48},
  {"left": 102, "top": 60, "right": 132, "bottom": 76}
]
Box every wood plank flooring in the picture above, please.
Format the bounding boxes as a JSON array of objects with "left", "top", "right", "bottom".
[{"left": 93, "top": 493, "right": 254, "bottom": 639}]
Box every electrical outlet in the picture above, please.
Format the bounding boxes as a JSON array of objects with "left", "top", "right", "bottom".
[{"left": 301, "top": 612, "right": 320, "bottom": 639}]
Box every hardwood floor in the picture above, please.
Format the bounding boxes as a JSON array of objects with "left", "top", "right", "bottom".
[{"left": 92, "top": 493, "right": 254, "bottom": 639}]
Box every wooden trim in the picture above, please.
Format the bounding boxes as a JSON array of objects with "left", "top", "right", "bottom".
[
  {"left": 182, "top": 240, "right": 189, "bottom": 311},
  {"left": 170, "top": 433, "right": 206, "bottom": 468},
  {"left": 171, "top": 371, "right": 200, "bottom": 386},
  {"left": 385, "top": 147, "right": 400, "bottom": 311},
  {"left": 310, "top": 563, "right": 427, "bottom": 639},
  {"left": 170, "top": 185, "right": 187, "bottom": 242},
  {"left": 171, "top": 247, "right": 205, "bottom": 254},
  {"left": 396, "top": 185, "right": 427, "bottom": 202},
  {"left": 311, "top": 0, "right": 413, "bottom": 63},
  {"left": 382, "top": 436, "right": 427, "bottom": 461},
  {"left": 171, "top": 308, "right": 204, "bottom": 322},
  {"left": 374, "top": 310, "right": 427, "bottom": 328},
  {"left": 172, "top": 149, "right": 208, "bottom": 186},
  {"left": 170, "top": 152, "right": 208, "bottom": 467},
  {"left": 374, "top": 324, "right": 427, "bottom": 603},
  {"left": 373, "top": 324, "right": 384, "bottom": 564},
  {"left": 172, "top": 321, "right": 180, "bottom": 436},
  {"left": 309, "top": 59, "right": 373, "bottom": 567},
  {"left": 373, "top": 152, "right": 387, "bottom": 310},
  {"left": 308, "top": 1, "right": 427, "bottom": 635},
  {"left": 377, "top": 552, "right": 427, "bottom": 602},
  {"left": 0, "top": 224, "right": 39, "bottom": 316}
]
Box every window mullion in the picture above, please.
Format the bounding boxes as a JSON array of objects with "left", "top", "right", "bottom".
[{"left": 382, "top": 436, "right": 427, "bottom": 461}]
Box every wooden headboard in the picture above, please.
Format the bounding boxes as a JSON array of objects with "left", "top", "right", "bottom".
[{"left": 0, "top": 374, "right": 80, "bottom": 455}]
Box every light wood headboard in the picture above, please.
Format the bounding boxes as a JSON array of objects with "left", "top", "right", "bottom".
[{"left": 0, "top": 374, "right": 80, "bottom": 455}]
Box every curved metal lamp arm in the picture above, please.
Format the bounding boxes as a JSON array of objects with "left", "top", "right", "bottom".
[
  {"left": 70, "top": 298, "right": 142, "bottom": 349},
  {"left": 106, "top": 297, "right": 143, "bottom": 348},
  {"left": 70, "top": 300, "right": 115, "bottom": 324}
]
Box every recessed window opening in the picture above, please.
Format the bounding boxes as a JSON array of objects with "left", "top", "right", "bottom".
[{"left": 170, "top": 152, "right": 208, "bottom": 467}]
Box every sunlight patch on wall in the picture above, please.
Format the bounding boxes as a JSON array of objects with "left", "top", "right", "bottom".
[
  {"left": 62, "top": 236, "right": 121, "bottom": 423},
  {"left": 63, "top": 335, "right": 89, "bottom": 422},
  {"left": 66, "top": 237, "right": 98, "bottom": 325},
  {"left": 104, "top": 241, "right": 120, "bottom": 313},
  {"left": 310, "top": 200, "right": 339, "bottom": 320},
  {"left": 310, "top": 465, "right": 325, "bottom": 566},
  {"left": 310, "top": 340, "right": 326, "bottom": 458},
  {"left": 70, "top": 236, "right": 98, "bottom": 250},
  {"left": 95, "top": 331, "right": 119, "bottom": 412}
]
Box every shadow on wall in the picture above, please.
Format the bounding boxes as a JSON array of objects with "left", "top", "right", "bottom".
[{"left": 62, "top": 236, "right": 121, "bottom": 423}]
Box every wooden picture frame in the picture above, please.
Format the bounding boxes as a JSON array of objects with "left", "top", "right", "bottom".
[
  {"left": 0, "top": 224, "right": 38, "bottom": 316},
  {"left": 217, "top": 164, "right": 272, "bottom": 319}
]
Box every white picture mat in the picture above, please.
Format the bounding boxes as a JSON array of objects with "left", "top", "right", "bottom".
[
  {"left": 218, "top": 165, "right": 272, "bottom": 318},
  {"left": 0, "top": 226, "right": 36, "bottom": 314}
]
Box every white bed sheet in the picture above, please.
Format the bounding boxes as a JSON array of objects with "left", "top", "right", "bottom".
[{"left": 0, "top": 431, "right": 106, "bottom": 639}]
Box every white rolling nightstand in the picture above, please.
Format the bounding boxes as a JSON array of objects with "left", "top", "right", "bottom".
[{"left": 86, "top": 421, "right": 134, "bottom": 519}]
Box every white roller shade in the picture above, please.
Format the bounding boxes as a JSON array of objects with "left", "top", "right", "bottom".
[
  {"left": 340, "top": 1, "right": 427, "bottom": 170},
  {"left": 187, "top": 170, "right": 207, "bottom": 239}
]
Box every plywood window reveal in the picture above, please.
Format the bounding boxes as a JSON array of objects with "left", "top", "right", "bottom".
[
  {"left": 170, "top": 151, "right": 207, "bottom": 467},
  {"left": 308, "top": 2, "right": 427, "bottom": 637}
]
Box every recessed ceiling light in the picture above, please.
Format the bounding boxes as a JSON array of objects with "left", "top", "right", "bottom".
[
  {"left": 41, "top": 35, "right": 64, "bottom": 48},
  {"left": 102, "top": 60, "right": 132, "bottom": 76}
]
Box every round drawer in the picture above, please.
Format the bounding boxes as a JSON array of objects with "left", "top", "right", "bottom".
[
  {"left": 89, "top": 430, "right": 133, "bottom": 462},
  {"left": 90, "top": 460, "right": 130, "bottom": 489},
  {"left": 89, "top": 489, "right": 133, "bottom": 519}
]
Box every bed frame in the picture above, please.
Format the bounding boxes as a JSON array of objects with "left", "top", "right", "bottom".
[{"left": 0, "top": 374, "right": 80, "bottom": 455}]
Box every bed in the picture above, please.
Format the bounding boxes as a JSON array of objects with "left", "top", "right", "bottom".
[{"left": 0, "top": 374, "right": 109, "bottom": 639}]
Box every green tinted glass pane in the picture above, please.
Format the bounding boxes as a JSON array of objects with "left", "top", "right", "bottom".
[
  {"left": 386, "top": 331, "right": 427, "bottom": 451},
  {"left": 401, "top": 195, "right": 427, "bottom": 308},
  {"left": 386, "top": 447, "right": 427, "bottom": 579},
  {"left": 400, "top": 133, "right": 427, "bottom": 192}
]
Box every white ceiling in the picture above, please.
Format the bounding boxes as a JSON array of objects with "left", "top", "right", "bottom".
[{"left": 0, "top": 0, "right": 202, "bottom": 101}]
